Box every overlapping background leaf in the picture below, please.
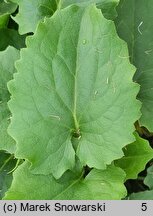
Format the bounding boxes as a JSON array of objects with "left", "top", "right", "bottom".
[{"left": 115, "top": 0, "right": 153, "bottom": 132}]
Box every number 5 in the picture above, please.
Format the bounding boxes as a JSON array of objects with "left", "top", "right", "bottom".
[{"left": 141, "top": 203, "right": 147, "bottom": 211}]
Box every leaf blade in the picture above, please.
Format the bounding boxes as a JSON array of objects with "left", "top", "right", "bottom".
[
  {"left": 4, "top": 162, "right": 126, "bottom": 200},
  {"left": 0, "top": 46, "right": 19, "bottom": 153},
  {"left": 60, "top": 0, "right": 119, "bottom": 20},
  {"left": 8, "top": 5, "right": 140, "bottom": 178},
  {"left": 0, "top": 151, "right": 16, "bottom": 199},
  {"left": 0, "top": 0, "right": 17, "bottom": 28},
  {"left": 115, "top": 0, "right": 153, "bottom": 131},
  {"left": 129, "top": 165, "right": 153, "bottom": 200},
  {"left": 11, "top": 0, "right": 58, "bottom": 34},
  {"left": 115, "top": 133, "right": 153, "bottom": 180}
]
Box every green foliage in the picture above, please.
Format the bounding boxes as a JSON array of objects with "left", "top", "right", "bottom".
[
  {"left": 0, "top": 28, "right": 25, "bottom": 51},
  {"left": 144, "top": 165, "right": 153, "bottom": 189},
  {"left": 11, "top": 0, "right": 59, "bottom": 34},
  {"left": 8, "top": 5, "right": 140, "bottom": 179},
  {"left": 0, "top": 0, "right": 17, "bottom": 28},
  {"left": 115, "top": 133, "right": 153, "bottom": 180},
  {"left": 4, "top": 162, "right": 126, "bottom": 200},
  {"left": 115, "top": 0, "right": 153, "bottom": 131},
  {"left": 0, "top": 0, "right": 153, "bottom": 200},
  {"left": 0, "top": 46, "right": 19, "bottom": 153},
  {"left": 59, "top": 0, "right": 119, "bottom": 20},
  {"left": 0, "top": 151, "right": 16, "bottom": 199},
  {"left": 10, "top": 0, "right": 119, "bottom": 34},
  {"left": 129, "top": 165, "right": 153, "bottom": 200}
]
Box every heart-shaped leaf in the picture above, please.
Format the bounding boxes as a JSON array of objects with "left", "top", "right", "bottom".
[{"left": 8, "top": 5, "right": 140, "bottom": 178}]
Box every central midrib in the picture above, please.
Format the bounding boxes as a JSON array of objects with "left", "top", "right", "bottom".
[
  {"left": 73, "top": 76, "right": 79, "bottom": 130},
  {"left": 72, "top": 10, "right": 85, "bottom": 132}
]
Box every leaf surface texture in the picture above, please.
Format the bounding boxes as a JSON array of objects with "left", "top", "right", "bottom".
[
  {"left": 115, "top": 133, "right": 153, "bottom": 180},
  {"left": 11, "top": 0, "right": 58, "bottom": 34},
  {"left": 8, "top": 5, "right": 140, "bottom": 178},
  {"left": 60, "top": 0, "right": 119, "bottom": 20},
  {"left": 115, "top": 0, "right": 153, "bottom": 131},
  {"left": 4, "top": 162, "right": 126, "bottom": 200},
  {"left": 0, "top": 46, "right": 19, "bottom": 153}
]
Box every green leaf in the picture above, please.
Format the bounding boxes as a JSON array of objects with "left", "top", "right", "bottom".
[
  {"left": 115, "top": 0, "right": 153, "bottom": 131},
  {"left": 0, "top": 151, "right": 16, "bottom": 199},
  {"left": 0, "top": 28, "right": 26, "bottom": 51},
  {"left": 8, "top": 5, "right": 140, "bottom": 178},
  {"left": 0, "top": 46, "right": 19, "bottom": 153},
  {"left": 4, "top": 162, "right": 126, "bottom": 199},
  {"left": 0, "top": 0, "right": 17, "bottom": 14},
  {"left": 115, "top": 132, "right": 153, "bottom": 180},
  {"left": 11, "top": 0, "right": 58, "bottom": 34},
  {"left": 144, "top": 165, "right": 153, "bottom": 190},
  {"left": 129, "top": 165, "right": 153, "bottom": 200},
  {"left": 0, "top": 14, "right": 9, "bottom": 28},
  {"left": 60, "top": 0, "right": 119, "bottom": 20},
  {"left": 129, "top": 190, "right": 153, "bottom": 200},
  {"left": 0, "top": 0, "right": 17, "bottom": 28}
]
